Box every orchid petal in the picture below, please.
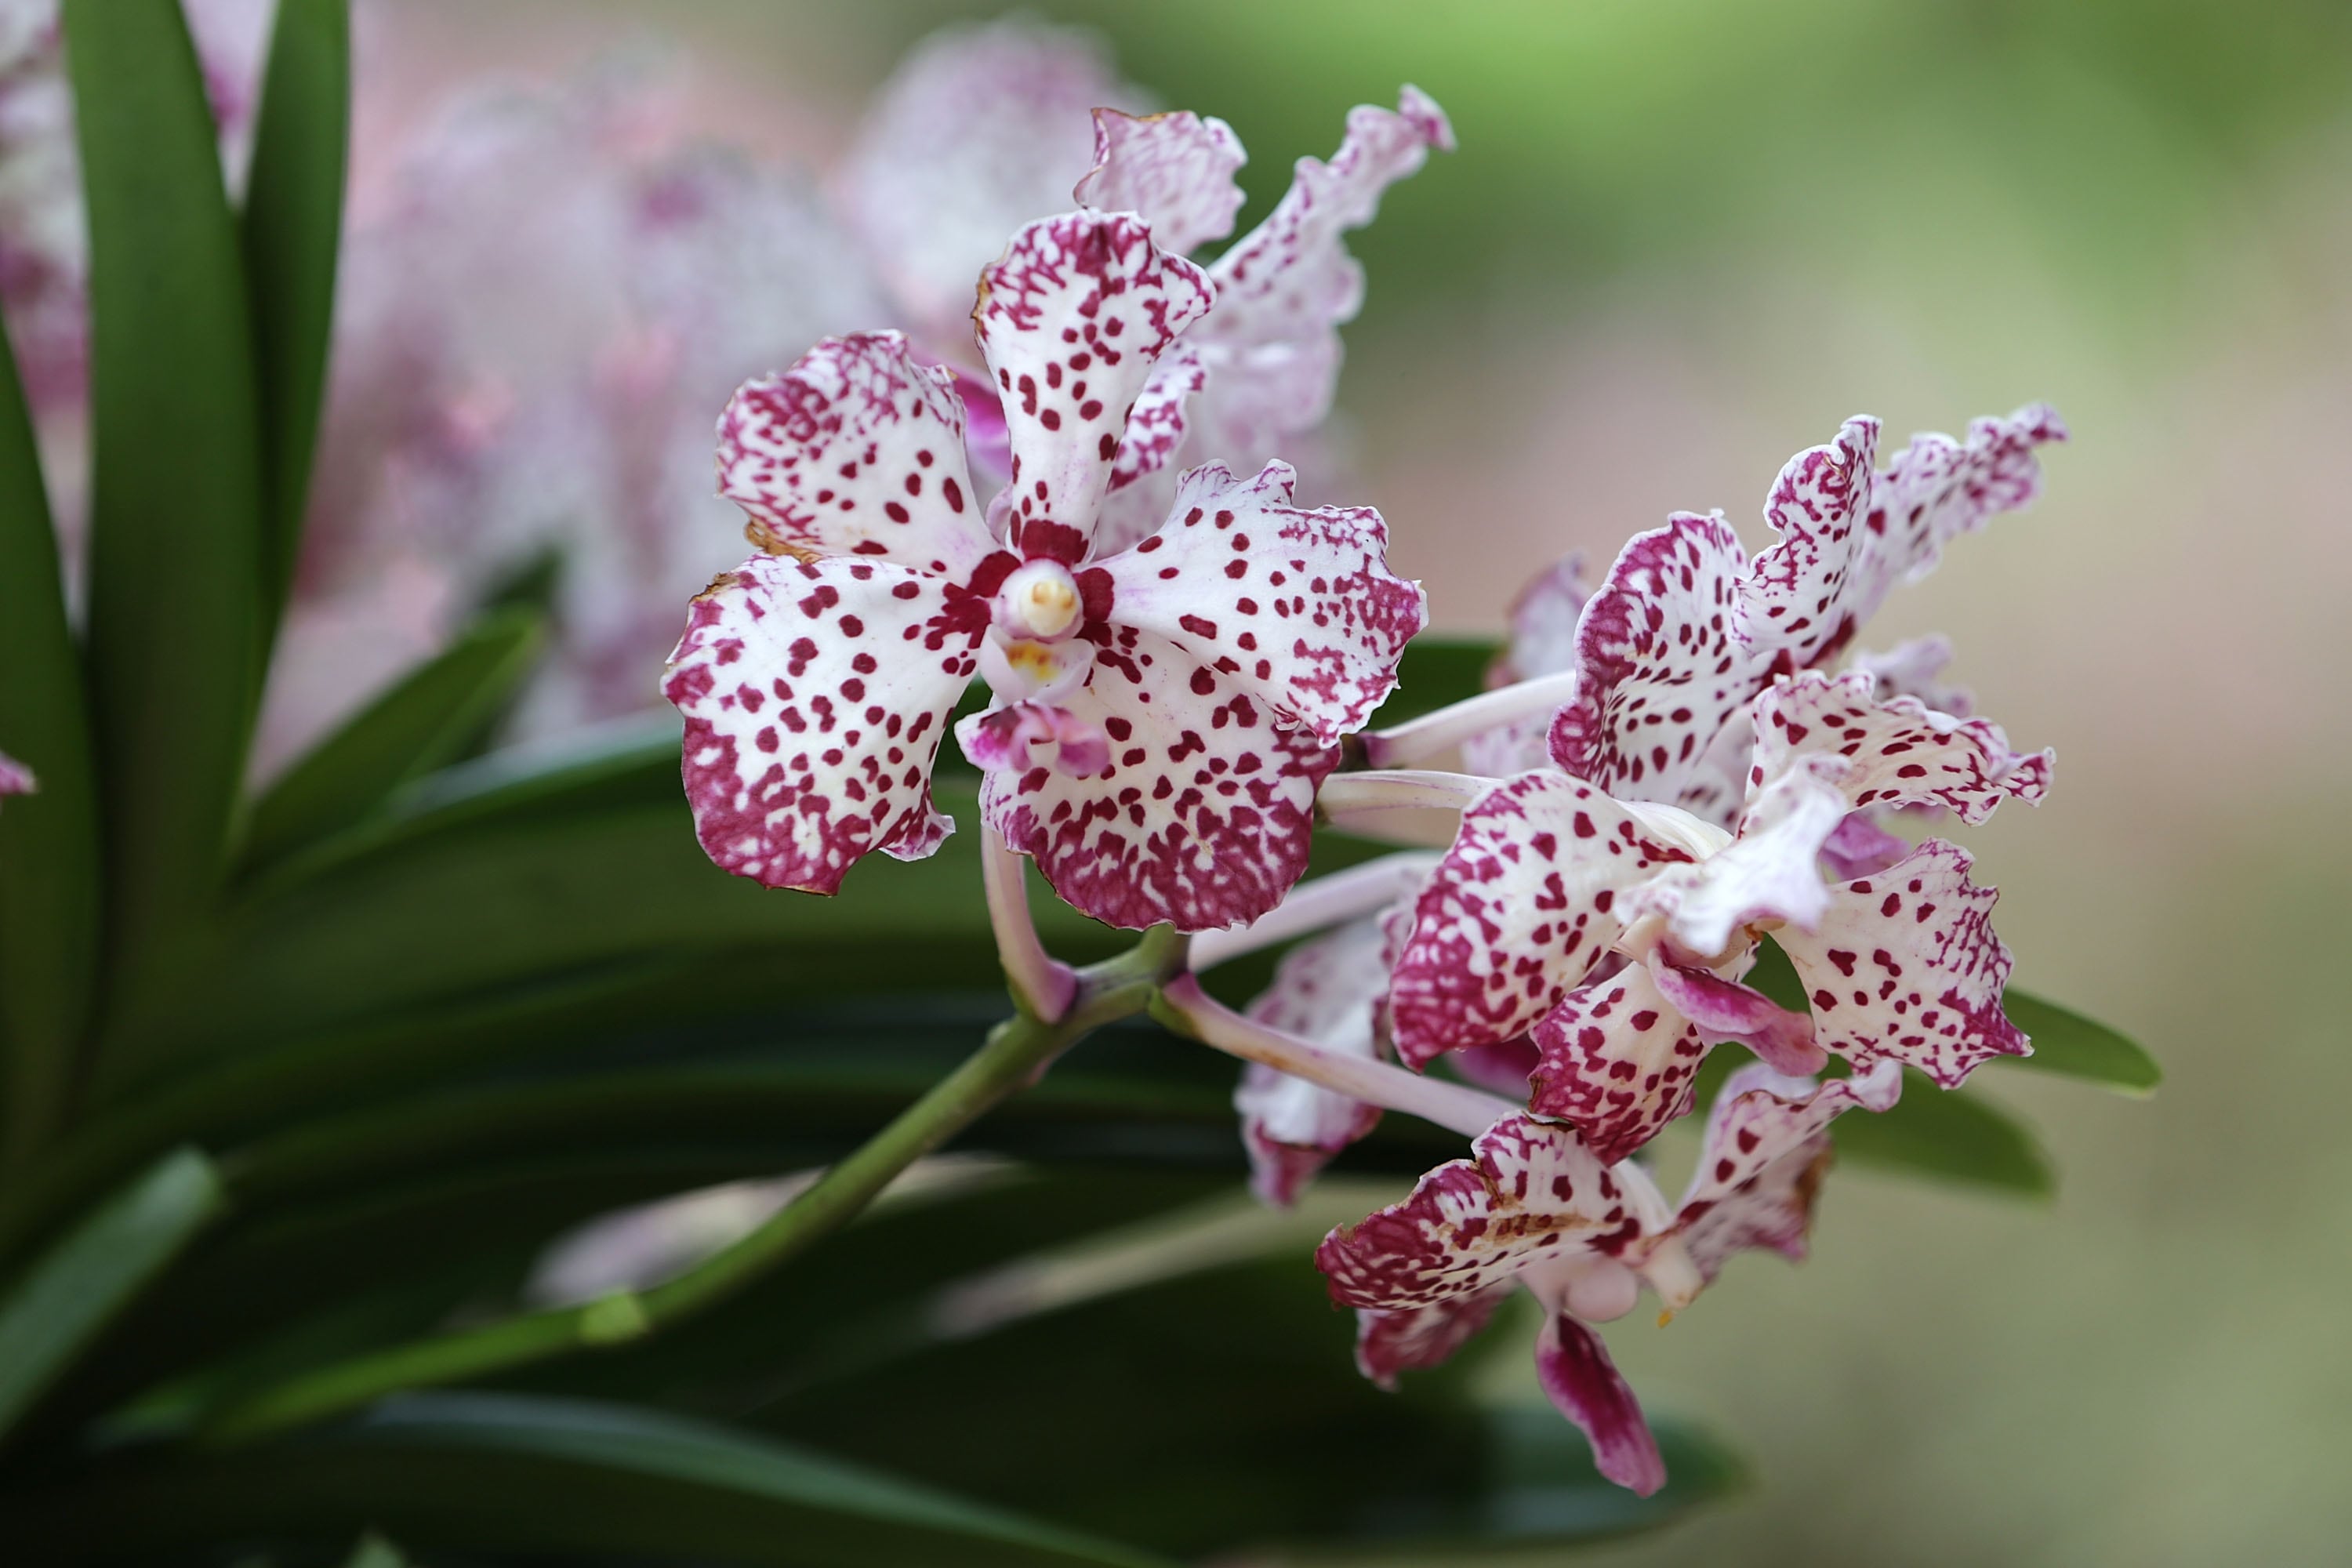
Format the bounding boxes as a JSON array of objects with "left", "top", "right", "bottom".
[
  {"left": 716, "top": 332, "right": 996, "bottom": 579},
  {"left": 1317, "top": 1116, "right": 1645, "bottom": 1312},
  {"left": 1461, "top": 551, "right": 1590, "bottom": 775},
  {"left": 1105, "top": 342, "right": 1207, "bottom": 503},
  {"left": 977, "top": 632, "right": 1334, "bottom": 931},
  {"left": 1768, "top": 841, "right": 2028, "bottom": 1087},
  {"left": 1529, "top": 960, "right": 1709, "bottom": 1163},
  {"left": 1859, "top": 404, "right": 2067, "bottom": 612},
  {"left": 1670, "top": 1059, "right": 1901, "bottom": 1284},
  {"left": 1236, "top": 916, "right": 1392, "bottom": 1207},
  {"left": 1536, "top": 1313, "right": 1668, "bottom": 1498},
  {"left": 666, "top": 555, "right": 978, "bottom": 893},
  {"left": 1352, "top": 1289, "right": 1513, "bottom": 1392},
  {"left": 1101, "top": 460, "right": 1425, "bottom": 743},
  {"left": 1073, "top": 108, "right": 1248, "bottom": 255},
  {"left": 0, "top": 751, "right": 34, "bottom": 799},
  {"left": 838, "top": 20, "right": 1138, "bottom": 331},
  {"left": 1819, "top": 811, "right": 1912, "bottom": 880},
  {"left": 1738, "top": 417, "right": 1882, "bottom": 672},
  {"left": 1750, "top": 670, "right": 2051, "bottom": 826},
  {"left": 1387, "top": 772, "right": 1700, "bottom": 1069},
  {"left": 975, "top": 212, "right": 1214, "bottom": 563},
  {"left": 1647, "top": 956, "right": 1826, "bottom": 1076},
  {"left": 1632, "top": 754, "right": 1850, "bottom": 958},
  {"left": 1851, "top": 633, "right": 1972, "bottom": 716},
  {"left": 1548, "top": 513, "right": 1755, "bottom": 810}
]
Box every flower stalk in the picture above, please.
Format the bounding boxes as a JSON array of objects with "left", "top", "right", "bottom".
[
  {"left": 196, "top": 926, "right": 1191, "bottom": 1445},
  {"left": 1354, "top": 670, "right": 1579, "bottom": 769}
]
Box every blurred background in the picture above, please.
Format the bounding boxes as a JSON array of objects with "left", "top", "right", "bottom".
[{"left": 68, "top": 1, "right": 2352, "bottom": 1561}]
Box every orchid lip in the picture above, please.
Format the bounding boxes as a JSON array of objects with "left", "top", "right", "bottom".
[{"left": 977, "top": 628, "right": 1095, "bottom": 706}]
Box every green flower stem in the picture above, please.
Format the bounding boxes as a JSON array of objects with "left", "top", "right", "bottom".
[{"left": 195, "top": 927, "right": 1189, "bottom": 1446}]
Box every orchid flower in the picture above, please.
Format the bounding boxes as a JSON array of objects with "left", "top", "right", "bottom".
[
  {"left": 1364, "top": 666, "right": 2045, "bottom": 1160},
  {"left": 0, "top": 748, "right": 31, "bottom": 800},
  {"left": 1068, "top": 88, "right": 1455, "bottom": 552},
  {"left": 1317, "top": 1058, "right": 1902, "bottom": 1495},
  {"left": 668, "top": 209, "right": 1426, "bottom": 931}
]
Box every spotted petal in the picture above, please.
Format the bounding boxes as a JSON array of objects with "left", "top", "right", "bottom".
[
  {"left": 1737, "top": 417, "right": 1881, "bottom": 673},
  {"left": 717, "top": 333, "right": 996, "bottom": 579},
  {"left": 975, "top": 212, "right": 1214, "bottom": 563},
  {"left": 1856, "top": 404, "right": 2067, "bottom": 618},
  {"left": 1537, "top": 1313, "right": 1667, "bottom": 1498},
  {"left": 978, "top": 632, "right": 1334, "bottom": 931},
  {"left": 1102, "top": 461, "right": 1425, "bottom": 743},
  {"left": 1851, "top": 633, "right": 1972, "bottom": 716},
  {"left": 1669, "top": 1060, "right": 1901, "bottom": 1284},
  {"left": 1353, "top": 1289, "right": 1512, "bottom": 1392},
  {"left": 1387, "top": 772, "right": 1701, "bottom": 1069},
  {"left": 1073, "top": 108, "right": 1248, "bottom": 255},
  {"left": 1632, "top": 754, "right": 1850, "bottom": 959},
  {"left": 1529, "top": 961, "right": 1709, "bottom": 1163},
  {"left": 1767, "top": 841, "right": 2027, "bottom": 1087},
  {"left": 1237, "top": 916, "right": 1392, "bottom": 1207},
  {"left": 1548, "top": 513, "right": 1754, "bottom": 810},
  {"left": 666, "top": 555, "right": 979, "bottom": 893},
  {"left": 1750, "top": 670, "right": 2051, "bottom": 826},
  {"left": 1317, "top": 1116, "right": 1646, "bottom": 1312}
]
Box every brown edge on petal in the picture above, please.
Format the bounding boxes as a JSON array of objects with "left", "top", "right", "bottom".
[{"left": 745, "top": 519, "right": 820, "bottom": 562}]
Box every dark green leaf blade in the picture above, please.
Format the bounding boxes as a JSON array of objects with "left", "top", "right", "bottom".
[
  {"left": 241, "top": 0, "right": 350, "bottom": 613},
  {"left": 23, "top": 1392, "right": 1171, "bottom": 1567},
  {"left": 0, "top": 281, "right": 100, "bottom": 1167},
  {"left": 0, "top": 1145, "right": 223, "bottom": 1436},
  {"left": 242, "top": 608, "right": 546, "bottom": 871},
  {"left": 1834, "top": 1069, "right": 2053, "bottom": 1196},
  {"left": 1999, "top": 990, "right": 2161, "bottom": 1094},
  {"left": 65, "top": 0, "right": 267, "bottom": 1018}
]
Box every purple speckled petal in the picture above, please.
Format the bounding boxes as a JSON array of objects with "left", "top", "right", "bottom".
[
  {"left": 0, "top": 750, "right": 32, "bottom": 798},
  {"left": 1648, "top": 955, "right": 1826, "bottom": 1076},
  {"left": 1632, "top": 756, "right": 1849, "bottom": 959},
  {"left": 1074, "top": 108, "right": 1248, "bottom": 255},
  {"left": 1669, "top": 1059, "right": 1901, "bottom": 1284},
  {"left": 1386, "top": 771, "right": 1700, "bottom": 1069},
  {"left": 1856, "top": 404, "right": 2067, "bottom": 618},
  {"left": 976, "top": 630, "right": 1334, "bottom": 932},
  {"left": 1749, "top": 670, "right": 2051, "bottom": 826},
  {"left": 1353, "top": 1287, "right": 1512, "bottom": 1391},
  {"left": 1317, "top": 1116, "right": 1646, "bottom": 1312},
  {"left": 1767, "top": 840, "right": 2027, "bottom": 1087},
  {"left": 1548, "top": 513, "right": 1755, "bottom": 811},
  {"left": 1105, "top": 343, "right": 1207, "bottom": 506},
  {"left": 666, "top": 555, "right": 980, "bottom": 892},
  {"left": 716, "top": 332, "right": 995, "bottom": 579},
  {"left": 1236, "top": 916, "right": 1392, "bottom": 1206},
  {"left": 1529, "top": 960, "right": 1709, "bottom": 1163},
  {"left": 975, "top": 212, "right": 1214, "bottom": 564},
  {"left": 1536, "top": 1312, "right": 1668, "bottom": 1497},
  {"left": 1101, "top": 460, "right": 1425, "bottom": 744}
]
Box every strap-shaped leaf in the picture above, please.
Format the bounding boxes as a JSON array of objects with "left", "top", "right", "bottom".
[
  {"left": 21, "top": 1392, "right": 1171, "bottom": 1568},
  {"left": 1833, "top": 1068, "right": 2052, "bottom": 1196},
  {"left": 0, "top": 1146, "right": 223, "bottom": 1436},
  {"left": 1999, "top": 990, "right": 2159, "bottom": 1094},
  {"left": 65, "top": 0, "right": 267, "bottom": 1021},
  {"left": 241, "top": 0, "right": 351, "bottom": 615},
  {"left": 242, "top": 608, "right": 546, "bottom": 873},
  {"left": 0, "top": 290, "right": 100, "bottom": 1167}
]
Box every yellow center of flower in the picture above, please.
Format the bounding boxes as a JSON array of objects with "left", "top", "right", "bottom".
[{"left": 997, "top": 560, "right": 1083, "bottom": 641}]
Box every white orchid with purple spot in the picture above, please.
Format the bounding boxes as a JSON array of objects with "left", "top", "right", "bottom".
[{"left": 668, "top": 209, "right": 1425, "bottom": 931}]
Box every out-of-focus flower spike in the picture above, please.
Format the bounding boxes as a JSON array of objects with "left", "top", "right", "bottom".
[
  {"left": 0, "top": 750, "right": 34, "bottom": 800},
  {"left": 1073, "top": 108, "right": 1248, "bottom": 254}
]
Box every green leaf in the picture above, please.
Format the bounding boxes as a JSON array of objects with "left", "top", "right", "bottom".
[
  {"left": 1834, "top": 1069, "right": 2053, "bottom": 1196},
  {"left": 0, "top": 278, "right": 100, "bottom": 1168},
  {"left": 241, "top": 608, "right": 547, "bottom": 872},
  {"left": 240, "top": 0, "right": 350, "bottom": 614},
  {"left": 342, "top": 1532, "right": 411, "bottom": 1568},
  {"left": 20, "top": 1392, "right": 1172, "bottom": 1567},
  {"left": 0, "top": 1146, "right": 223, "bottom": 1437},
  {"left": 65, "top": 0, "right": 267, "bottom": 1025},
  {"left": 1998, "top": 990, "right": 2161, "bottom": 1094}
]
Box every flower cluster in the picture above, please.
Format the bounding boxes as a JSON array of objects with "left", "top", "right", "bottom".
[{"left": 661, "top": 57, "right": 2066, "bottom": 1502}]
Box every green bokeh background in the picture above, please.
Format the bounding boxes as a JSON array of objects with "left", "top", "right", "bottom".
[{"left": 375, "top": 3, "right": 2352, "bottom": 1562}]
